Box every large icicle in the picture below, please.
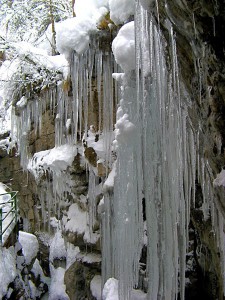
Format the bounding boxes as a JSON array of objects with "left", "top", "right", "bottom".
[{"left": 135, "top": 3, "right": 196, "bottom": 299}]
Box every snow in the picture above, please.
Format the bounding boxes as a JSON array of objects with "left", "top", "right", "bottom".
[
  {"left": 49, "top": 267, "right": 69, "bottom": 300},
  {"left": 90, "top": 275, "right": 102, "bottom": 300},
  {"left": 66, "top": 244, "right": 80, "bottom": 269},
  {"left": 102, "top": 278, "right": 147, "bottom": 300},
  {"left": 112, "top": 21, "right": 135, "bottom": 72},
  {"left": 63, "top": 202, "right": 100, "bottom": 244},
  {"left": 102, "top": 278, "right": 119, "bottom": 300},
  {"left": 214, "top": 169, "right": 225, "bottom": 187},
  {"left": 56, "top": 17, "right": 96, "bottom": 58},
  {"left": 49, "top": 230, "right": 66, "bottom": 262},
  {"left": 28, "top": 144, "right": 77, "bottom": 181},
  {"left": 109, "top": 0, "right": 135, "bottom": 25},
  {"left": 103, "top": 163, "right": 116, "bottom": 192},
  {"left": 18, "top": 231, "right": 39, "bottom": 265},
  {"left": 0, "top": 247, "right": 17, "bottom": 299},
  {"left": 114, "top": 113, "right": 136, "bottom": 146},
  {"left": 12, "top": 41, "right": 69, "bottom": 79},
  {"left": 64, "top": 203, "right": 87, "bottom": 235},
  {"left": 75, "top": 0, "right": 109, "bottom": 20},
  {"left": 31, "top": 258, "right": 50, "bottom": 286}
]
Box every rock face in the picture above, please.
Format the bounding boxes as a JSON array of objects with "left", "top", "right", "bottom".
[{"left": 1, "top": 1, "right": 225, "bottom": 299}]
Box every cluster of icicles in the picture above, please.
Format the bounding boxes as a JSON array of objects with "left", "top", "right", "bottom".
[{"left": 12, "top": 1, "right": 225, "bottom": 299}]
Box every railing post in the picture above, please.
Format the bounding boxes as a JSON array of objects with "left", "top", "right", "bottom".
[{"left": 0, "top": 208, "right": 2, "bottom": 245}]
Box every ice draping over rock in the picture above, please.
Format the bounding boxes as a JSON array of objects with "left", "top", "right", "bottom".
[
  {"left": 112, "top": 21, "right": 135, "bottom": 72},
  {"left": 18, "top": 231, "right": 39, "bottom": 265}
]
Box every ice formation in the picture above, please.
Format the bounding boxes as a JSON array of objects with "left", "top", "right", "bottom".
[{"left": 7, "top": 0, "right": 225, "bottom": 299}]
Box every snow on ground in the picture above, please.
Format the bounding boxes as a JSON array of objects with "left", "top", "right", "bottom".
[
  {"left": 0, "top": 246, "right": 17, "bottom": 299},
  {"left": 27, "top": 144, "right": 77, "bottom": 181},
  {"left": 18, "top": 231, "right": 39, "bottom": 265},
  {"left": 112, "top": 21, "right": 135, "bottom": 72}
]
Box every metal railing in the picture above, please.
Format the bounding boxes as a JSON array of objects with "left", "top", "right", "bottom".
[{"left": 0, "top": 191, "right": 18, "bottom": 245}]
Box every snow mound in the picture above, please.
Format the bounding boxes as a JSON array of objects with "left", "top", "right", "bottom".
[
  {"left": 114, "top": 113, "right": 136, "bottom": 147},
  {"left": 50, "top": 230, "right": 66, "bottom": 262},
  {"left": 28, "top": 144, "right": 77, "bottom": 181},
  {"left": 49, "top": 267, "right": 69, "bottom": 300},
  {"left": 102, "top": 278, "right": 119, "bottom": 300},
  {"left": 214, "top": 169, "right": 225, "bottom": 187},
  {"left": 18, "top": 231, "right": 39, "bottom": 265},
  {"left": 0, "top": 247, "right": 17, "bottom": 299},
  {"left": 112, "top": 21, "right": 135, "bottom": 72},
  {"left": 90, "top": 275, "right": 102, "bottom": 300},
  {"left": 109, "top": 0, "right": 135, "bottom": 25}
]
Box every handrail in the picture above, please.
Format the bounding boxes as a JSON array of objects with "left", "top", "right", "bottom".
[{"left": 0, "top": 191, "right": 19, "bottom": 245}]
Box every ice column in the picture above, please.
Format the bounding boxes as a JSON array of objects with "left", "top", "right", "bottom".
[{"left": 135, "top": 4, "right": 196, "bottom": 300}]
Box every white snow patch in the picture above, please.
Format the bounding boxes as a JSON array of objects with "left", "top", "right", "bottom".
[
  {"left": 11, "top": 41, "right": 69, "bottom": 78},
  {"left": 90, "top": 275, "right": 102, "bottom": 300},
  {"left": 214, "top": 169, "right": 225, "bottom": 187},
  {"left": 28, "top": 144, "right": 77, "bottom": 181},
  {"left": 109, "top": 0, "right": 135, "bottom": 25},
  {"left": 49, "top": 230, "right": 66, "bottom": 262},
  {"left": 114, "top": 113, "right": 136, "bottom": 147},
  {"left": 112, "top": 21, "right": 135, "bottom": 72},
  {"left": 103, "top": 163, "right": 116, "bottom": 192},
  {"left": 66, "top": 244, "right": 80, "bottom": 269},
  {"left": 18, "top": 231, "right": 39, "bottom": 265},
  {"left": 56, "top": 17, "right": 95, "bottom": 58},
  {"left": 49, "top": 267, "right": 69, "bottom": 300},
  {"left": 0, "top": 247, "right": 17, "bottom": 299},
  {"left": 102, "top": 278, "right": 119, "bottom": 300},
  {"left": 102, "top": 278, "right": 147, "bottom": 300},
  {"left": 31, "top": 258, "right": 50, "bottom": 286}
]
